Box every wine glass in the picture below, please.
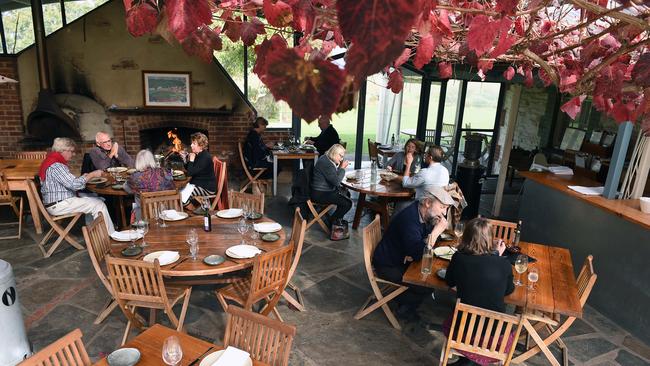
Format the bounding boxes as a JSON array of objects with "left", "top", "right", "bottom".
[
  {"left": 162, "top": 335, "right": 183, "bottom": 366},
  {"left": 527, "top": 267, "right": 539, "bottom": 290},
  {"left": 514, "top": 254, "right": 528, "bottom": 286},
  {"left": 129, "top": 222, "right": 140, "bottom": 248},
  {"left": 241, "top": 202, "right": 250, "bottom": 220},
  {"left": 136, "top": 220, "right": 149, "bottom": 248},
  {"left": 237, "top": 218, "right": 249, "bottom": 245},
  {"left": 248, "top": 223, "right": 259, "bottom": 246},
  {"left": 454, "top": 221, "right": 465, "bottom": 239},
  {"left": 277, "top": 141, "right": 284, "bottom": 149},
  {"left": 159, "top": 203, "right": 168, "bottom": 228},
  {"left": 186, "top": 228, "right": 199, "bottom": 260}
]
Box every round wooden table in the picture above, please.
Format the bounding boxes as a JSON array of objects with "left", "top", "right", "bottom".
[
  {"left": 109, "top": 215, "right": 286, "bottom": 277},
  {"left": 341, "top": 168, "right": 413, "bottom": 229}
]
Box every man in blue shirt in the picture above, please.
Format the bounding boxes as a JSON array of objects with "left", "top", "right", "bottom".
[{"left": 373, "top": 187, "right": 455, "bottom": 321}]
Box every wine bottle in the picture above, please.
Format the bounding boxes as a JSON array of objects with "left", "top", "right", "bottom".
[{"left": 203, "top": 207, "right": 212, "bottom": 232}]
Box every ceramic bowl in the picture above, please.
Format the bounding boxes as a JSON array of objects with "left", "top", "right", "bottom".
[
  {"left": 107, "top": 348, "right": 140, "bottom": 366},
  {"left": 640, "top": 197, "right": 650, "bottom": 213}
]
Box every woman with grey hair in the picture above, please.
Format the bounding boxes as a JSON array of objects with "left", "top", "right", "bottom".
[
  {"left": 126, "top": 149, "right": 175, "bottom": 195},
  {"left": 311, "top": 144, "right": 352, "bottom": 228}
]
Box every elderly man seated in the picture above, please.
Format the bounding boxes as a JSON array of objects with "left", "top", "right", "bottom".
[
  {"left": 89, "top": 131, "right": 134, "bottom": 170},
  {"left": 372, "top": 187, "right": 455, "bottom": 322},
  {"left": 39, "top": 137, "right": 115, "bottom": 234}
]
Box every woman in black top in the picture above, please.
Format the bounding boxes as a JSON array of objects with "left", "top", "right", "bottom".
[
  {"left": 243, "top": 117, "right": 274, "bottom": 179},
  {"left": 185, "top": 132, "right": 216, "bottom": 204}
]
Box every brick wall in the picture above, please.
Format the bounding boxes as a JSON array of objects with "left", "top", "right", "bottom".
[{"left": 0, "top": 56, "right": 24, "bottom": 159}]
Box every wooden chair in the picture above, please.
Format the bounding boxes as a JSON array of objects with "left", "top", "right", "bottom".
[
  {"left": 339, "top": 140, "right": 347, "bottom": 149},
  {"left": 367, "top": 139, "right": 380, "bottom": 167},
  {"left": 211, "top": 156, "right": 228, "bottom": 210},
  {"left": 514, "top": 255, "right": 597, "bottom": 366},
  {"left": 105, "top": 256, "right": 192, "bottom": 345},
  {"left": 425, "top": 129, "right": 437, "bottom": 143},
  {"left": 81, "top": 213, "right": 118, "bottom": 324},
  {"left": 238, "top": 142, "right": 270, "bottom": 194},
  {"left": 354, "top": 215, "right": 408, "bottom": 329},
  {"left": 26, "top": 180, "right": 84, "bottom": 257},
  {"left": 15, "top": 151, "right": 47, "bottom": 160},
  {"left": 306, "top": 199, "right": 335, "bottom": 234},
  {"left": 228, "top": 190, "right": 265, "bottom": 214},
  {"left": 224, "top": 305, "right": 297, "bottom": 366},
  {"left": 440, "top": 299, "right": 524, "bottom": 366},
  {"left": 281, "top": 208, "right": 307, "bottom": 312},
  {"left": 139, "top": 189, "right": 182, "bottom": 221},
  {"left": 216, "top": 244, "right": 293, "bottom": 321},
  {"left": 18, "top": 328, "right": 90, "bottom": 366},
  {"left": 488, "top": 218, "right": 520, "bottom": 245},
  {"left": 0, "top": 171, "right": 23, "bottom": 240}
]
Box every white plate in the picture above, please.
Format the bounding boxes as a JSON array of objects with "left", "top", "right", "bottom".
[
  {"left": 160, "top": 210, "right": 189, "bottom": 221},
  {"left": 172, "top": 170, "right": 184, "bottom": 177},
  {"left": 216, "top": 208, "right": 243, "bottom": 218},
  {"left": 199, "top": 350, "right": 252, "bottom": 366},
  {"left": 226, "top": 244, "right": 262, "bottom": 259},
  {"left": 142, "top": 251, "right": 179, "bottom": 266},
  {"left": 126, "top": 168, "right": 137, "bottom": 174},
  {"left": 253, "top": 222, "right": 282, "bottom": 233},
  {"left": 87, "top": 177, "right": 108, "bottom": 184},
  {"left": 433, "top": 246, "right": 457, "bottom": 261},
  {"left": 110, "top": 230, "right": 143, "bottom": 242},
  {"left": 107, "top": 167, "right": 128, "bottom": 173}
]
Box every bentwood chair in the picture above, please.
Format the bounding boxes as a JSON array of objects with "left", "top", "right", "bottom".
[
  {"left": 0, "top": 171, "right": 23, "bottom": 240},
  {"left": 488, "top": 218, "right": 521, "bottom": 245},
  {"left": 224, "top": 306, "right": 297, "bottom": 366},
  {"left": 15, "top": 151, "right": 48, "bottom": 160},
  {"left": 139, "top": 189, "right": 182, "bottom": 221},
  {"left": 228, "top": 190, "right": 265, "bottom": 214},
  {"left": 216, "top": 244, "right": 293, "bottom": 320},
  {"left": 440, "top": 300, "right": 524, "bottom": 366},
  {"left": 281, "top": 208, "right": 307, "bottom": 312},
  {"left": 18, "top": 328, "right": 90, "bottom": 366},
  {"left": 105, "top": 256, "right": 192, "bottom": 345},
  {"left": 26, "top": 180, "right": 84, "bottom": 257},
  {"left": 238, "top": 142, "right": 271, "bottom": 194},
  {"left": 355, "top": 215, "right": 408, "bottom": 329},
  {"left": 81, "top": 213, "right": 118, "bottom": 324}
]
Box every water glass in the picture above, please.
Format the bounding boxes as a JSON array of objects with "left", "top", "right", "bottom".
[
  {"left": 514, "top": 254, "right": 528, "bottom": 286},
  {"left": 162, "top": 335, "right": 183, "bottom": 366},
  {"left": 237, "top": 218, "right": 249, "bottom": 245},
  {"left": 248, "top": 223, "right": 259, "bottom": 245},
  {"left": 421, "top": 246, "right": 434, "bottom": 275},
  {"left": 159, "top": 203, "right": 168, "bottom": 228},
  {"left": 454, "top": 221, "right": 465, "bottom": 239},
  {"left": 527, "top": 267, "right": 539, "bottom": 290},
  {"left": 241, "top": 202, "right": 250, "bottom": 220},
  {"left": 186, "top": 228, "right": 199, "bottom": 260},
  {"left": 136, "top": 220, "right": 149, "bottom": 248}
]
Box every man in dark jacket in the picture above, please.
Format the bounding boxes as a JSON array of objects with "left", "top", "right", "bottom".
[{"left": 305, "top": 117, "right": 340, "bottom": 156}]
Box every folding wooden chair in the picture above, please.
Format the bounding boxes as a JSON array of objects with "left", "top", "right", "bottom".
[
  {"left": 18, "top": 328, "right": 90, "bottom": 366},
  {"left": 306, "top": 199, "right": 335, "bottom": 234},
  {"left": 26, "top": 180, "right": 84, "bottom": 257},
  {"left": 354, "top": 215, "right": 408, "bottom": 329},
  {"left": 440, "top": 299, "right": 524, "bottom": 366},
  {"left": 238, "top": 142, "right": 270, "bottom": 194},
  {"left": 81, "top": 213, "right": 118, "bottom": 324},
  {"left": 281, "top": 208, "right": 307, "bottom": 312},
  {"left": 216, "top": 244, "right": 293, "bottom": 321},
  {"left": 367, "top": 139, "right": 381, "bottom": 167},
  {"left": 15, "top": 151, "right": 48, "bottom": 160},
  {"left": 513, "top": 255, "right": 597, "bottom": 366},
  {"left": 139, "top": 189, "right": 182, "bottom": 221},
  {"left": 0, "top": 171, "right": 23, "bottom": 240},
  {"left": 211, "top": 156, "right": 228, "bottom": 210},
  {"left": 228, "top": 190, "right": 265, "bottom": 214},
  {"left": 105, "top": 256, "right": 192, "bottom": 345},
  {"left": 224, "top": 306, "right": 297, "bottom": 366},
  {"left": 487, "top": 218, "right": 521, "bottom": 245}
]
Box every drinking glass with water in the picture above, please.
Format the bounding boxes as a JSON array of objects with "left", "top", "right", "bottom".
[
  {"left": 162, "top": 335, "right": 183, "bottom": 366},
  {"left": 527, "top": 266, "right": 539, "bottom": 290},
  {"left": 421, "top": 246, "right": 434, "bottom": 275}
]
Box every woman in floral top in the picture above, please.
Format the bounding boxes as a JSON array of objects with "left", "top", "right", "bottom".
[{"left": 125, "top": 149, "right": 175, "bottom": 220}]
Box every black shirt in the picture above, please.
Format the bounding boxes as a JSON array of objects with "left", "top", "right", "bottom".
[
  {"left": 185, "top": 150, "right": 216, "bottom": 191},
  {"left": 243, "top": 129, "right": 271, "bottom": 168},
  {"left": 311, "top": 125, "right": 340, "bottom": 156},
  {"left": 445, "top": 251, "right": 515, "bottom": 312}
]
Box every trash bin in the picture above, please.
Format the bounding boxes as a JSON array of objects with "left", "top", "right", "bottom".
[{"left": 0, "top": 259, "right": 31, "bottom": 366}]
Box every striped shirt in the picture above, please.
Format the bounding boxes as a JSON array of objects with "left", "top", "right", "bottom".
[{"left": 41, "top": 163, "right": 87, "bottom": 205}]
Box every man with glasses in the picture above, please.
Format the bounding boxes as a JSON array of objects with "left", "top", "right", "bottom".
[
  {"left": 89, "top": 131, "right": 134, "bottom": 170},
  {"left": 39, "top": 137, "right": 115, "bottom": 234}
]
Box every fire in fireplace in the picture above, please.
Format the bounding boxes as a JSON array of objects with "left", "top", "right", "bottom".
[{"left": 140, "top": 127, "right": 208, "bottom": 155}]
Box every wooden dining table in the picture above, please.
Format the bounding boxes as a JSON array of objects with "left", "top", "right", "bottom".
[
  {"left": 341, "top": 168, "right": 413, "bottom": 229},
  {"left": 271, "top": 148, "right": 318, "bottom": 196},
  {"left": 403, "top": 240, "right": 582, "bottom": 366},
  {"left": 0, "top": 159, "right": 44, "bottom": 234},
  {"left": 93, "top": 324, "right": 270, "bottom": 366},
  {"left": 110, "top": 215, "right": 286, "bottom": 278}
]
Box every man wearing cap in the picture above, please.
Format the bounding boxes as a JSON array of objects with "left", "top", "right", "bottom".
[{"left": 372, "top": 187, "right": 455, "bottom": 322}]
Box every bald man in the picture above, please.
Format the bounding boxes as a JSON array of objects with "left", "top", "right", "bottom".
[{"left": 89, "top": 131, "right": 134, "bottom": 170}]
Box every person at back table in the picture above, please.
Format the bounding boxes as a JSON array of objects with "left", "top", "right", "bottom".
[
  {"left": 39, "top": 137, "right": 115, "bottom": 234},
  {"left": 304, "top": 117, "right": 340, "bottom": 156},
  {"left": 125, "top": 149, "right": 175, "bottom": 220},
  {"left": 394, "top": 145, "right": 450, "bottom": 213},
  {"left": 311, "top": 144, "right": 352, "bottom": 229},
  {"left": 386, "top": 138, "right": 421, "bottom": 175},
  {"left": 243, "top": 116, "right": 274, "bottom": 179},
  {"left": 372, "top": 187, "right": 455, "bottom": 322},
  {"left": 90, "top": 131, "right": 134, "bottom": 170}
]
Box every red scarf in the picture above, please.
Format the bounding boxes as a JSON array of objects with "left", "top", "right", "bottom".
[{"left": 39, "top": 152, "right": 68, "bottom": 182}]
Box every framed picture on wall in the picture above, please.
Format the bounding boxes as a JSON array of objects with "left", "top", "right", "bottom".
[{"left": 143, "top": 71, "right": 191, "bottom": 108}]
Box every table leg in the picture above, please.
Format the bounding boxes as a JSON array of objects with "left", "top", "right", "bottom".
[
  {"left": 378, "top": 197, "right": 390, "bottom": 228},
  {"left": 118, "top": 196, "right": 127, "bottom": 230},
  {"left": 273, "top": 155, "right": 278, "bottom": 196},
  {"left": 352, "top": 193, "right": 366, "bottom": 229}
]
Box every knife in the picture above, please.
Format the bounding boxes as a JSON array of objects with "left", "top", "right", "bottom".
[
  {"left": 188, "top": 346, "right": 214, "bottom": 366},
  {"left": 169, "top": 257, "right": 189, "bottom": 269}
]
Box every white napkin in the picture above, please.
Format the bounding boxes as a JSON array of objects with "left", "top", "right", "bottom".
[
  {"left": 211, "top": 346, "right": 250, "bottom": 366},
  {"left": 548, "top": 166, "right": 573, "bottom": 175},
  {"left": 228, "top": 245, "right": 261, "bottom": 258},
  {"left": 253, "top": 222, "right": 282, "bottom": 232},
  {"left": 568, "top": 185, "right": 604, "bottom": 196},
  {"left": 181, "top": 183, "right": 195, "bottom": 203},
  {"left": 156, "top": 251, "right": 179, "bottom": 265},
  {"left": 162, "top": 209, "right": 182, "bottom": 220},
  {"left": 219, "top": 208, "right": 243, "bottom": 217},
  {"left": 110, "top": 230, "right": 141, "bottom": 241}
]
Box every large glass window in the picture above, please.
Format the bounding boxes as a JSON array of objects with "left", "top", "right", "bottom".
[
  {"left": 463, "top": 82, "right": 500, "bottom": 129},
  {"left": 43, "top": 2, "right": 63, "bottom": 35},
  {"left": 65, "top": 0, "right": 108, "bottom": 23},
  {"left": 1, "top": 7, "right": 34, "bottom": 53},
  {"left": 213, "top": 34, "right": 245, "bottom": 93}
]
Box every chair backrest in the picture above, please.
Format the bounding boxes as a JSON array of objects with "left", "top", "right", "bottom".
[
  {"left": 224, "top": 305, "right": 297, "bottom": 366},
  {"left": 576, "top": 255, "right": 597, "bottom": 307},
  {"left": 18, "top": 328, "right": 91, "bottom": 366},
  {"left": 247, "top": 244, "right": 294, "bottom": 307},
  {"left": 445, "top": 299, "right": 524, "bottom": 364},
  {"left": 442, "top": 123, "right": 456, "bottom": 135},
  {"left": 287, "top": 208, "right": 306, "bottom": 283},
  {"left": 81, "top": 213, "right": 112, "bottom": 293},
  {"left": 81, "top": 153, "right": 96, "bottom": 175},
  {"left": 228, "top": 190, "right": 264, "bottom": 214},
  {"left": 140, "top": 190, "right": 182, "bottom": 221},
  {"left": 238, "top": 142, "right": 255, "bottom": 181},
  {"left": 532, "top": 152, "right": 548, "bottom": 166},
  {"left": 367, "top": 139, "right": 379, "bottom": 162},
  {"left": 0, "top": 171, "right": 12, "bottom": 202},
  {"left": 425, "top": 129, "right": 436, "bottom": 143},
  {"left": 339, "top": 140, "right": 347, "bottom": 149},
  {"left": 211, "top": 156, "right": 228, "bottom": 210},
  {"left": 105, "top": 256, "right": 168, "bottom": 309},
  {"left": 16, "top": 151, "right": 47, "bottom": 160},
  {"left": 362, "top": 215, "right": 383, "bottom": 285},
  {"left": 487, "top": 218, "right": 520, "bottom": 245},
  {"left": 26, "top": 179, "right": 58, "bottom": 226}
]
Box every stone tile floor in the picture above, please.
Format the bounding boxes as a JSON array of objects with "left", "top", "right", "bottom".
[{"left": 1, "top": 176, "right": 649, "bottom": 366}]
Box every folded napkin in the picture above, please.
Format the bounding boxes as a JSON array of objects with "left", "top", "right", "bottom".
[
  {"left": 110, "top": 230, "right": 140, "bottom": 241},
  {"left": 156, "top": 251, "right": 179, "bottom": 265},
  {"left": 568, "top": 185, "right": 604, "bottom": 196},
  {"left": 548, "top": 166, "right": 573, "bottom": 175},
  {"left": 228, "top": 245, "right": 262, "bottom": 258},
  {"left": 220, "top": 208, "right": 243, "bottom": 216},
  {"left": 212, "top": 346, "right": 250, "bottom": 366},
  {"left": 253, "top": 222, "right": 282, "bottom": 232},
  {"left": 181, "top": 183, "right": 195, "bottom": 203},
  {"left": 162, "top": 209, "right": 183, "bottom": 220}
]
